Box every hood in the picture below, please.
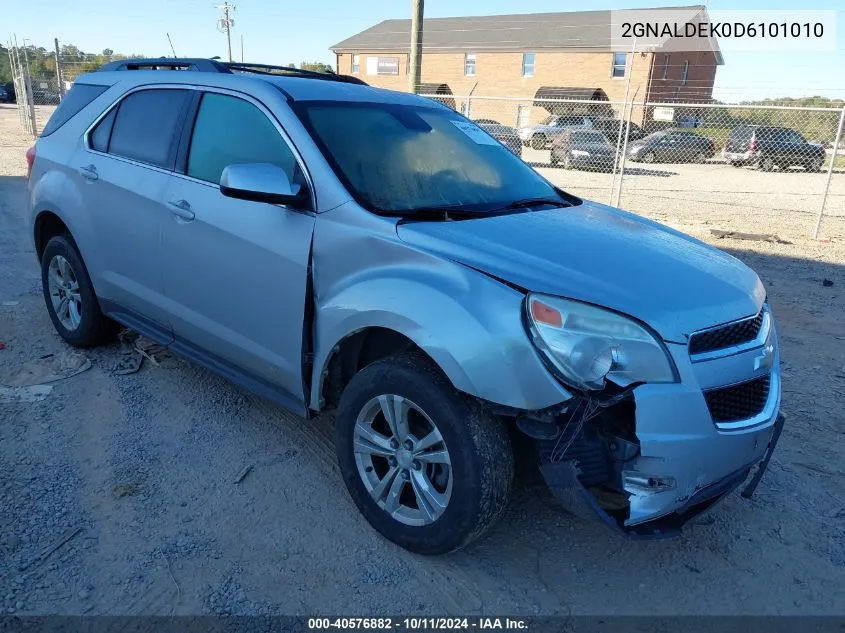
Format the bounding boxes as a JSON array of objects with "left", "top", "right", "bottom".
[{"left": 396, "top": 201, "right": 765, "bottom": 342}]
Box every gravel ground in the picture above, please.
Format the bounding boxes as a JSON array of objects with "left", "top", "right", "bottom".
[{"left": 1, "top": 108, "right": 845, "bottom": 617}]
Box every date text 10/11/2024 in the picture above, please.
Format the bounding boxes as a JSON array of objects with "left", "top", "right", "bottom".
[{"left": 308, "top": 618, "right": 529, "bottom": 630}]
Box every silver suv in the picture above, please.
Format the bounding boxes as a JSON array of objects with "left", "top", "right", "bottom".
[{"left": 27, "top": 59, "right": 783, "bottom": 554}]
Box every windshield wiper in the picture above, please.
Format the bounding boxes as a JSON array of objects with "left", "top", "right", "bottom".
[
  {"left": 493, "top": 197, "right": 572, "bottom": 213},
  {"left": 387, "top": 205, "right": 491, "bottom": 221}
]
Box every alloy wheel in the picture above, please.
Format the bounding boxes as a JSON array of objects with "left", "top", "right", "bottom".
[
  {"left": 47, "top": 255, "right": 82, "bottom": 331},
  {"left": 353, "top": 394, "right": 453, "bottom": 526}
]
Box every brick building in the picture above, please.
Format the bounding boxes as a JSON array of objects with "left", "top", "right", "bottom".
[{"left": 330, "top": 7, "right": 722, "bottom": 127}]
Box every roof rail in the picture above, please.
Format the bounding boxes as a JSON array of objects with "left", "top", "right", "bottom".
[
  {"left": 225, "top": 62, "right": 367, "bottom": 84},
  {"left": 97, "top": 58, "right": 367, "bottom": 85},
  {"left": 97, "top": 58, "right": 229, "bottom": 72}
]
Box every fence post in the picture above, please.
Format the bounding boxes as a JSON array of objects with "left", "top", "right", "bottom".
[
  {"left": 22, "top": 59, "right": 38, "bottom": 138},
  {"left": 54, "top": 38, "right": 65, "bottom": 98},
  {"left": 814, "top": 106, "right": 845, "bottom": 239}
]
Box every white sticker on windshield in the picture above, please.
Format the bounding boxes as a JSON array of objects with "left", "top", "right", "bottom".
[{"left": 450, "top": 120, "right": 501, "bottom": 146}]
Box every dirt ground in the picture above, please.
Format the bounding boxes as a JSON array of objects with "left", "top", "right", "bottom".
[{"left": 1, "top": 108, "right": 844, "bottom": 617}]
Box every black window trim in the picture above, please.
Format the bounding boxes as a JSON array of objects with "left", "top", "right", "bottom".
[
  {"left": 84, "top": 85, "right": 192, "bottom": 173},
  {"left": 84, "top": 83, "right": 315, "bottom": 211},
  {"left": 169, "top": 87, "right": 316, "bottom": 212}
]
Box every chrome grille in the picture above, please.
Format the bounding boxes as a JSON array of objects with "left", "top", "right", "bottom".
[
  {"left": 704, "top": 375, "right": 771, "bottom": 423},
  {"left": 689, "top": 310, "right": 765, "bottom": 356}
]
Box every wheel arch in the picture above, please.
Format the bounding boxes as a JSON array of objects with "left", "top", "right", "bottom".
[
  {"left": 34, "top": 209, "right": 73, "bottom": 261},
  {"left": 313, "top": 321, "right": 474, "bottom": 412}
]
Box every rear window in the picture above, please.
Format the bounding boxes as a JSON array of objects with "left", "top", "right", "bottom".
[
  {"left": 108, "top": 89, "right": 190, "bottom": 169},
  {"left": 729, "top": 127, "right": 754, "bottom": 142},
  {"left": 40, "top": 83, "right": 109, "bottom": 137}
]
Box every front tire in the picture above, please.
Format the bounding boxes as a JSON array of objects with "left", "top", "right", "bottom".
[
  {"left": 335, "top": 353, "right": 514, "bottom": 555},
  {"left": 531, "top": 135, "right": 547, "bottom": 150},
  {"left": 643, "top": 151, "right": 656, "bottom": 163},
  {"left": 41, "top": 235, "right": 116, "bottom": 348}
]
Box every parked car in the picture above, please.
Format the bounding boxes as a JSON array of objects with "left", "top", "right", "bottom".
[
  {"left": 0, "top": 86, "right": 9, "bottom": 103},
  {"left": 590, "top": 118, "right": 645, "bottom": 143},
  {"left": 475, "top": 120, "right": 522, "bottom": 156},
  {"left": 27, "top": 58, "right": 782, "bottom": 555},
  {"left": 551, "top": 129, "right": 617, "bottom": 171},
  {"left": 518, "top": 114, "right": 594, "bottom": 150},
  {"left": 723, "top": 125, "right": 825, "bottom": 172},
  {"left": 627, "top": 130, "right": 716, "bottom": 163},
  {"left": 33, "top": 89, "right": 61, "bottom": 105}
]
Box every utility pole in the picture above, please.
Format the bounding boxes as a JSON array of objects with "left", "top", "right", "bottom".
[
  {"left": 409, "top": 0, "right": 424, "bottom": 94},
  {"left": 54, "top": 38, "right": 65, "bottom": 98},
  {"left": 215, "top": 2, "right": 235, "bottom": 62}
]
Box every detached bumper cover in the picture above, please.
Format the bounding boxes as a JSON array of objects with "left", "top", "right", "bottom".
[{"left": 541, "top": 413, "right": 783, "bottom": 538}]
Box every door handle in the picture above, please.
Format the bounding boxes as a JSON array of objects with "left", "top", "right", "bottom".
[
  {"left": 167, "top": 199, "right": 195, "bottom": 221},
  {"left": 78, "top": 164, "right": 98, "bottom": 181}
]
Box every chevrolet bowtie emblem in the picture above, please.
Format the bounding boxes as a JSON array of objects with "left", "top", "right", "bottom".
[{"left": 754, "top": 344, "right": 775, "bottom": 372}]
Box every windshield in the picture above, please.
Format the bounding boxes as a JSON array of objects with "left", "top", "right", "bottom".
[
  {"left": 572, "top": 131, "right": 607, "bottom": 144},
  {"left": 639, "top": 131, "right": 668, "bottom": 143},
  {"left": 540, "top": 115, "right": 557, "bottom": 125},
  {"left": 294, "top": 101, "right": 558, "bottom": 213}
]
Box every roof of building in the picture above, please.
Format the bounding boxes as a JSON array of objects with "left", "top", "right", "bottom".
[{"left": 330, "top": 6, "right": 722, "bottom": 63}]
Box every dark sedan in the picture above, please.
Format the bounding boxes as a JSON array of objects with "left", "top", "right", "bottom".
[
  {"left": 476, "top": 120, "right": 522, "bottom": 156},
  {"left": 627, "top": 130, "right": 715, "bottom": 163},
  {"left": 550, "top": 129, "right": 617, "bottom": 171}
]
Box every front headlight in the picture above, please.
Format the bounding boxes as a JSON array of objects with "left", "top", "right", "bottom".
[
  {"left": 570, "top": 149, "right": 590, "bottom": 157},
  {"left": 525, "top": 294, "right": 677, "bottom": 391}
]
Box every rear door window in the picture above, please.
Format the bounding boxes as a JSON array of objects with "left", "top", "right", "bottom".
[
  {"left": 107, "top": 89, "right": 191, "bottom": 169},
  {"left": 41, "top": 83, "right": 109, "bottom": 137}
]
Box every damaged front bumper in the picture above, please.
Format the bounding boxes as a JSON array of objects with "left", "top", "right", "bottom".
[{"left": 536, "top": 318, "right": 783, "bottom": 538}]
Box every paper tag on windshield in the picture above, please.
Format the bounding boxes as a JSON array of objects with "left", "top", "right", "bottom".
[{"left": 450, "top": 120, "right": 501, "bottom": 146}]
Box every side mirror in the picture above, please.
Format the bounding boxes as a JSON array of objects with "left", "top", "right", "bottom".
[{"left": 219, "top": 163, "right": 311, "bottom": 210}]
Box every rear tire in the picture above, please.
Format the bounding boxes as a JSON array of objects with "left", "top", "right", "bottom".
[
  {"left": 41, "top": 235, "right": 117, "bottom": 348},
  {"left": 807, "top": 158, "right": 823, "bottom": 172},
  {"left": 643, "top": 151, "right": 656, "bottom": 163},
  {"left": 694, "top": 151, "right": 706, "bottom": 164},
  {"left": 334, "top": 352, "right": 514, "bottom": 555},
  {"left": 531, "top": 135, "right": 547, "bottom": 150},
  {"left": 758, "top": 156, "right": 775, "bottom": 171}
]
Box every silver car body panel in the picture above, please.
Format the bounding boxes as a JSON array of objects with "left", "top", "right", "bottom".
[
  {"left": 395, "top": 202, "right": 766, "bottom": 343},
  {"left": 309, "top": 201, "right": 574, "bottom": 411}
]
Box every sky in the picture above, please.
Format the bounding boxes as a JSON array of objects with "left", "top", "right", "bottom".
[{"left": 4, "top": 0, "right": 844, "bottom": 102}]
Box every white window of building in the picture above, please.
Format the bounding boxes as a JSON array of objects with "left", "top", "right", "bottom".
[
  {"left": 464, "top": 53, "right": 476, "bottom": 76},
  {"left": 351, "top": 54, "right": 360, "bottom": 74},
  {"left": 521, "top": 53, "right": 535, "bottom": 77},
  {"left": 661, "top": 53, "right": 669, "bottom": 79},
  {"left": 517, "top": 104, "right": 531, "bottom": 128},
  {"left": 612, "top": 52, "right": 627, "bottom": 78},
  {"left": 681, "top": 60, "right": 689, "bottom": 85},
  {"left": 377, "top": 56, "right": 400, "bottom": 75}
]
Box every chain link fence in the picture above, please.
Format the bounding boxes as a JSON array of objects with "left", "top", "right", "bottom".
[
  {"left": 422, "top": 93, "right": 845, "bottom": 241},
  {"left": 5, "top": 41, "right": 64, "bottom": 138}
]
